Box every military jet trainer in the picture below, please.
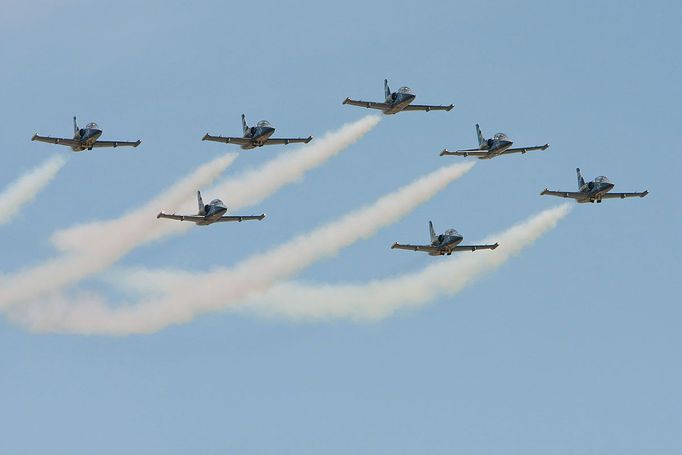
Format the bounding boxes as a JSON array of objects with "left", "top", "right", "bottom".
[
  {"left": 157, "top": 191, "right": 266, "bottom": 225},
  {"left": 31, "top": 117, "right": 141, "bottom": 152},
  {"left": 391, "top": 221, "right": 499, "bottom": 256},
  {"left": 541, "top": 168, "right": 649, "bottom": 203},
  {"left": 202, "top": 114, "right": 312, "bottom": 150},
  {"left": 342, "top": 79, "right": 454, "bottom": 115},
  {"left": 440, "top": 124, "right": 549, "bottom": 159}
]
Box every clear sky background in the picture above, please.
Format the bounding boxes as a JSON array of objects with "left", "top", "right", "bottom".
[{"left": 1, "top": 0, "right": 681, "bottom": 453}]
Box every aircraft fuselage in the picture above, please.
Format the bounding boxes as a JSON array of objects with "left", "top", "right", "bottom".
[
  {"left": 429, "top": 233, "right": 464, "bottom": 256},
  {"left": 242, "top": 126, "right": 276, "bottom": 149},
  {"left": 577, "top": 181, "right": 616, "bottom": 203},
  {"left": 196, "top": 203, "right": 228, "bottom": 225},
  {"left": 478, "top": 138, "right": 514, "bottom": 159},
  {"left": 70, "top": 127, "right": 102, "bottom": 152},
  {"left": 383, "top": 92, "right": 416, "bottom": 115}
]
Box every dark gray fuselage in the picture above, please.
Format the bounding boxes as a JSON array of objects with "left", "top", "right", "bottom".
[
  {"left": 241, "top": 125, "right": 276, "bottom": 149},
  {"left": 429, "top": 232, "right": 464, "bottom": 256},
  {"left": 196, "top": 200, "right": 228, "bottom": 225},
  {"left": 71, "top": 126, "right": 102, "bottom": 152},
  {"left": 383, "top": 91, "right": 417, "bottom": 115}
]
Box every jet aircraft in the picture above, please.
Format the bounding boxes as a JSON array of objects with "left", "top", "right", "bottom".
[
  {"left": 32, "top": 117, "right": 141, "bottom": 152},
  {"left": 157, "top": 191, "right": 266, "bottom": 225},
  {"left": 391, "top": 221, "right": 499, "bottom": 256},
  {"left": 342, "top": 79, "right": 454, "bottom": 115},
  {"left": 440, "top": 124, "right": 549, "bottom": 159},
  {"left": 202, "top": 114, "right": 313, "bottom": 150},
  {"left": 540, "top": 168, "right": 649, "bottom": 203}
]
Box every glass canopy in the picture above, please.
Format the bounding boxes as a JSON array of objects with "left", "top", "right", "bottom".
[
  {"left": 493, "top": 133, "right": 510, "bottom": 141},
  {"left": 256, "top": 120, "right": 272, "bottom": 128},
  {"left": 85, "top": 122, "right": 99, "bottom": 130},
  {"left": 210, "top": 199, "right": 226, "bottom": 207},
  {"left": 397, "top": 86, "right": 414, "bottom": 94},
  {"left": 594, "top": 176, "right": 611, "bottom": 183},
  {"left": 444, "top": 229, "right": 461, "bottom": 237}
]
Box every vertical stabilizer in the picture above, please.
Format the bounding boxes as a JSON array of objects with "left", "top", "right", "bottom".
[
  {"left": 476, "top": 124, "right": 485, "bottom": 148},
  {"left": 73, "top": 116, "right": 79, "bottom": 135},
  {"left": 241, "top": 114, "right": 248, "bottom": 134},
  {"left": 384, "top": 79, "right": 391, "bottom": 98},
  {"left": 429, "top": 221, "right": 437, "bottom": 243},
  {"left": 576, "top": 168, "right": 586, "bottom": 189},
  {"left": 197, "top": 190, "right": 205, "bottom": 215}
]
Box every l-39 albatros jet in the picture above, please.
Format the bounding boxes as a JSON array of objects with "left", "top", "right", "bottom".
[
  {"left": 541, "top": 168, "right": 649, "bottom": 203},
  {"left": 32, "top": 117, "right": 141, "bottom": 152},
  {"left": 440, "top": 124, "right": 549, "bottom": 159},
  {"left": 157, "top": 191, "right": 266, "bottom": 225},
  {"left": 342, "top": 79, "right": 454, "bottom": 115},
  {"left": 391, "top": 221, "right": 499, "bottom": 256},
  {"left": 202, "top": 114, "right": 313, "bottom": 150}
]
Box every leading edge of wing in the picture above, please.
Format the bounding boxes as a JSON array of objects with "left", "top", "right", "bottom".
[
  {"left": 540, "top": 189, "right": 584, "bottom": 199},
  {"left": 31, "top": 134, "right": 78, "bottom": 147},
  {"left": 202, "top": 134, "right": 251, "bottom": 145},
  {"left": 402, "top": 103, "right": 454, "bottom": 112},
  {"left": 500, "top": 144, "right": 550, "bottom": 155},
  {"left": 451, "top": 243, "right": 499, "bottom": 252},
  {"left": 601, "top": 190, "right": 649, "bottom": 199},
  {"left": 215, "top": 214, "right": 266, "bottom": 222},
  {"left": 440, "top": 149, "right": 489, "bottom": 157},
  {"left": 264, "top": 137, "right": 313, "bottom": 145},
  {"left": 91, "top": 139, "right": 141, "bottom": 148},
  {"left": 342, "top": 98, "right": 390, "bottom": 110},
  {"left": 390, "top": 242, "right": 439, "bottom": 253},
  {"left": 156, "top": 213, "right": 204, "bottom": 222}
]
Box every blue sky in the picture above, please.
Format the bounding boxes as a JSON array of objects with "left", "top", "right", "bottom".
[{"left": 1, "top": 0, "right": 681, "bottom": 453}]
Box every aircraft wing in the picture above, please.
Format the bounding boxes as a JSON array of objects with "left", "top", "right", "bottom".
[
  {"left": 202, "top": 134, "right": 252, "bottom": 146},
  {"left": 31, "top": 134, "right": 79, "bottom": 147},
  {"left": 342, "top": 98, "right": 391, "bottom": 110},
  {"left": 601, "top": 190, "right": 649, "bottom": 199},
  {"left": 402, "top": 104, "right": 454, "bottom": 112},
  {"left": 451, "top": 243, "right": 499, "bottom": 252},
  {"left": 499, "top": 144, "right": 550, "bottom": 155},
  {"left": 91, "top": 140, "right": 141, "bottom": 148},
  {"left": 440, "top": 149, "right": 490, "bottom": 157},
  {"left": 156, "top": 213, "right": 205, "bottom": 222},
  {"left": 263, "top": 137, "right": 313, "bottom": 145},
  {"left": 215, "top": 214, "right": 266, "bottom": 222},
  {"left": 540, "top": 189, "right": 586, "bottom": 199},
  {"left": 391, "top": 243, "right": 441, "bottom": 254}
]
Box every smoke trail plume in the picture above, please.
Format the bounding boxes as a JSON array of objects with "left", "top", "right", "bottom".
[
  {"left": 0, "top": 154, "right": 237, "bottom": 308},
  {"left": 0, "top": 115, "right": 380, "bottom": 309},
  {"left": 238, "top": 204, "right": 572, "bottom": 320},
  {"left": 9, "top": 162, "right": 475, "bottom": 334},
  {"left": 55, "top": 115, "right": 381, "bottom": 252},
  {"left": 0, "top": 155, "right": 66, "bottom": 225}
]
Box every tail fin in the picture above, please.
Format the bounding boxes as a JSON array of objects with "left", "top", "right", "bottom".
[
  {"left": 241, "top": 114, "right": 248, "bottom": 134},
  {"left": 576, "top": 168, "right": 585, "bottom": 189},
  {"left": 384, "top": 79, "right": 391, "bottom": 98},
  {"left": 197, "top": 190, "right": 205, "bottom": 215},
  {"left": 476, "top": 124, "right": 485, "bottom": 147},
  {"left": 73, "top": 116, "right": 79, "bottom": 135},
  {"left": 429, "top": 221, "right": 437, "bottom": 243}
]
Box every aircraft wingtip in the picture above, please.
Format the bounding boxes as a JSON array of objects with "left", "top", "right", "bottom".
[
  {"left": 201, "top": 134, "right": 209, "bottom": 141},
  {"left": 446, "top": 104, "right": 454, "bottom": 111},
  {"left": 342, "top": 98, "right": 349, "bottom": 105},
  {"left": 31, "top": 134, "right": 37, "bottom": 141},
  {"left": 439, "top": 149, "right": 448, "bottom": 156},
  {"left": 540, "top": 188, "right": 548, "bottom": 195},
  {"left": 493, "top": 243, "right": 499, "bottom": 250},
  {"left": 390, "top": 242, "right": 398, "bottom": 249},
  {"left": 156, "top": 212, "right": 163, "bottom": 219}
]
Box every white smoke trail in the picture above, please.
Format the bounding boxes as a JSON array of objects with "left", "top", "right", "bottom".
[
  {"left": 0, "top": 155, "right": 66, "bottom": 225},
  {"left": 54, "top": 115, "right": 382, "bottom": 253},
  {"left": 0, "top": 153, "right": 237, "bottom": 308},
  {"left": 238, "top": 204, "right": 572, "bottom": 320},
  {"left": 9, "top": 162, "right": 475, "bottom": 335},
  {"left": 0, "top": 116, "right": 380, "bottom": 309}
]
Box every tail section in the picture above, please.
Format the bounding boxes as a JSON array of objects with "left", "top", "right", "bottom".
[
  {"left": 576, "top": 168, "right": 585, "bottom": 189},
  {"left": 429, "top": 221, "right": 437, "bottom": 243},
  {"left": 73, "top": 116, "right": 79, "bottom": 135},
  {"left": 384, "top": 79, "right": 391, "bottom": 98},
  {"left": 197, "top": 190, "right": 206, "bottom": 215},
  {"left": 241, "top": 114, "right": 248, "bottom": 134},
  {"left": 476, "top": 124, "right": 485, "bottom": 148}
]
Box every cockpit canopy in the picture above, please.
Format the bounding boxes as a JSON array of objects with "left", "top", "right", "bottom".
[
  {"left": 397, "top": 86, "right": 414, "bottom": 95},
  {"left": 85, "top": 122, "right": 99, "bottom": 130},
  {"left": 444, "top": 229, "right": 461, "bottom": 237},
  {"left": 210, "top": 199, "right": 226, "bottom": 207},
  {"left": 493, "top": 133, "right": 510, "bottom": 141},
  {"left": 594, "top": 176, "right": 611, "bottom": 184},
  {"left": 256, "top": 120, "right": 272, "bottom": 128}
]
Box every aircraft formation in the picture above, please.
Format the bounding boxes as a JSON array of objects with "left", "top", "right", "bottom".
[{"left": 30, "top": 78, "right": 648, "bottom": 255}]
